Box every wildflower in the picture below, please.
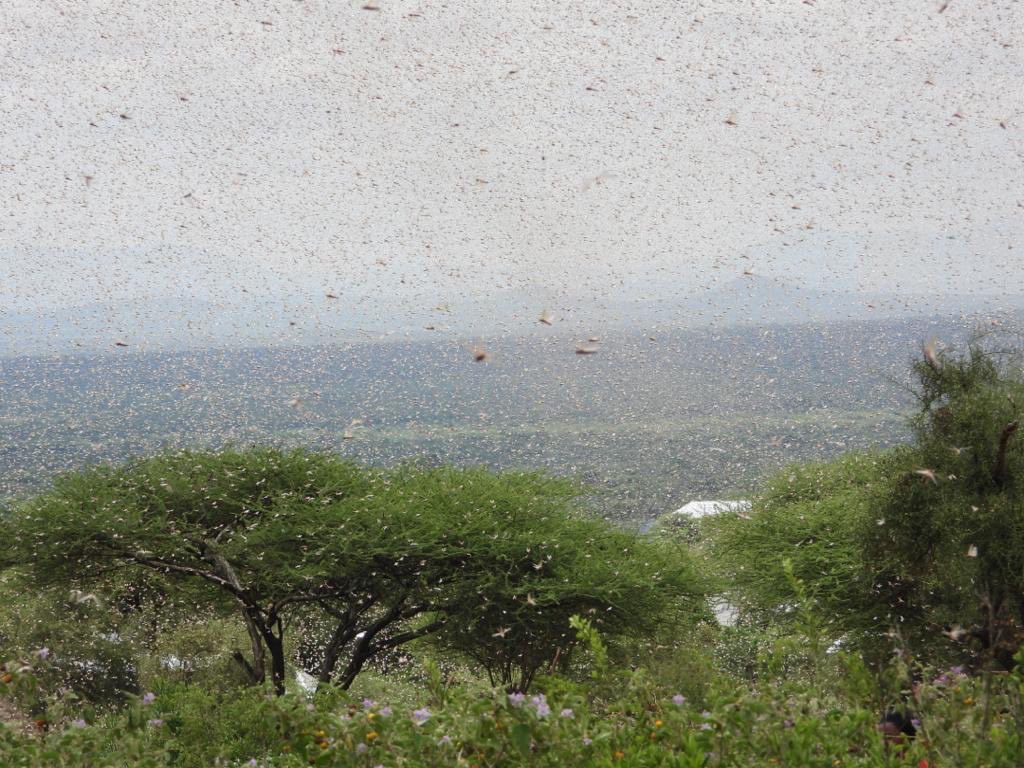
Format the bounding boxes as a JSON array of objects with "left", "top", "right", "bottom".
[
  {"left": 672, "top": 694, "right": 686, "bottom": 706},
  {"left": 438, "top": 734, "right": 452, "bottom": 746},
  {"left": 247, "top": 760, "right": 259, "bottom": 768},
  {"left": 142, "top": 692, "right": 156, "bottom": 705},
  {"left": 613, "top": 750, "right": 625, "bottom": 760},
  {"left": 508, "top": 692, "right": 526, "bottom": 707},
  {"left": 379, "top": 706, "right": 392, "bottom": 717},
  {"left": 701, "top": 710, "right": 712, "bottom": 719},
  {"left": 147, "top": 718, "right": 164, "bottom": 728},
  {"left": 653, "top": 719, "right": 662, "bottom": 728},
  {"left": 362, "top": 697, "right": 376, "bottom": 709},
  {"left": 412, "top": 707, "right": 431, "bottom": 725},
  {"left": 560, "top": 708, "right": 574, "bottom": 719},
  {"left": 36, "top": 648, "right": 50, "bottom": 661},
  {"left": 366, "top": 731, "right": 379, "bottom": 741},
  {"left": 71, "top": 719, "right": 87, "bottom": 729},
  {"left": 582, "top": 736, "right": 593, "bottom": 746},
  {"left": 700, "top": 723, "right": 713, "bottom": 731},
  {"left": 783, "top": 718, "right": 794, "bottom": 729},
  {"left": 355, "top": 743, "right": 368, "bottom": 755},
  {"left": 531, "top": 693, "right": 551, "bottom": 718}
]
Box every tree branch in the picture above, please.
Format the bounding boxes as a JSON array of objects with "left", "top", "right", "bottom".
[{"left": 368, "top": 617, "right": 446, "bottom": 653}]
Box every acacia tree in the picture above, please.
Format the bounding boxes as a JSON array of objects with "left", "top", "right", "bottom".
[
  {"left": 2, "top": 448, "right": 387, "bottom": 694},
  {"left": 403, "top": 467, "right": 708, "bottom": 691},
  {"left": 2, "top": 448, "right": 705, "bottom": 694}
]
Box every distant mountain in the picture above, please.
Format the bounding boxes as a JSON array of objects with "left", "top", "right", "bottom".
[{"left": 4, "top": 278, "right": 1021, "bottom": 358}]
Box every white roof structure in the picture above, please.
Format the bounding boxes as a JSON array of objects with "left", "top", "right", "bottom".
[{"left": 673, "top": 500, "right": 751, "bottom": 519}]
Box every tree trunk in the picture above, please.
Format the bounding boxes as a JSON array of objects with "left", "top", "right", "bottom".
[
  {"left": 336, "top": 603, "right": 405, "bottom": 689},
  {"left": 318, "top": 619, "right": 354, "bottom": 684},
  {"left": 266, "top": 632, "right": 286, "bottom": 696},
  {"left": 206, "top": 550, "right": 269, "bottom": 685},
  {"left": 241, "top": 606, "right": 267, "bottom": 684}
]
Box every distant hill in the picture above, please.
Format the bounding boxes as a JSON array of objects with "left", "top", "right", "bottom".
[{"left": 3, "top": 277, "right": 1021, "bottom": 357}]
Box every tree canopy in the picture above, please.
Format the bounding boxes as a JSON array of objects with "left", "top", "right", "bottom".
[
  {"left": 705, "top": 337, "right": 1024, "bottom": 670},
  {"left": 2, "top": 448, "right": 705, "bottom": 693}
]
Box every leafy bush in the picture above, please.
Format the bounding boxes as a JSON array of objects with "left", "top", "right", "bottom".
[{"left": 3, "top": 644, "right": 1023, "bottom": 767}]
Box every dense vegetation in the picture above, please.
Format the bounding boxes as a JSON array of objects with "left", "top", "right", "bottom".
[{"left": 2, "top": 339, "right": 1024, "bottom": 766}]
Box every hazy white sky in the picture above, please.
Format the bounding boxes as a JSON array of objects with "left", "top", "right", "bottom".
[{"left": 1, "top": 0, "right": 1022, "bottom": 353}]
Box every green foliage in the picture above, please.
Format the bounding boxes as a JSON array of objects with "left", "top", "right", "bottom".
[
  {"left": 569, "top": 615, "right": 609, "bottom": 681},
  {"left": 705, "top": 339, "right": 1024, "bottom": 670},
  {"left": 3, "top": 449, "right": 705, "bottom": 696},
  {"left": 702, "top": 450, "right": 914, "bottom": 655},
  {"left": 866, "top": 339, "right": 1024, "bottom": 670},
  {"left": 3, "top": 647, "right": 1024, "bottom": 767},
  {"left": 419, "top": 467, "right": 706, "bottom": 691},
  {"left": 0, "top": 575, "right": 141, "bottom": 706}
]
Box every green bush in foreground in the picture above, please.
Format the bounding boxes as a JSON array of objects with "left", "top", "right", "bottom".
[
  {"left": 704, "top": 340, "right": 1024, "bottom": 672},
  {"left": 3, "top": 639, "right": 1023, "bottom": 767}
]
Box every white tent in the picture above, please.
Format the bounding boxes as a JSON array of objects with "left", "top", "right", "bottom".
[{"left": 673, "top": 500, "right": 751, "bottom": 519}]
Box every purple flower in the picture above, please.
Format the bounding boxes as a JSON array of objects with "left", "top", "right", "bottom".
[
  {"left": 560, "top": 708, "right": 574, "bottom": 719},
  {"left": 247, "top": 760, "right": 259, "bottom": 768},
  {"left": 142, "top": 692, "right": 156, "bottom": 705},
  {"left": 582, "top": 736, "right": 593, "bottom": 746},
  {"left": 147, "top": 718, "right": 164, "bottom": 728},
  {"left": 672, "top": 694, "right": 686, "bottom": 707},
  {"left": 911, "top": 718, "right": 921, "bottom": 729},
  {"left": 70, "top": 719, "right": 87, "bottom": 729},
  {"left": 701, "top": 710, "right": 712, "bottom": 719},
  {"left": 531, "top": 693, "right": 551, "bottom": 718},
  {"left": 378, "top": 706, "right": 392, "bottom": 717},
  {"left": 411, "top": 707, "right": 431, "bottom": 726},
  {"left": 362, "top": 698, "right": 376, "bottom": 710},
  {"left": 36, "top": 648, "right": 50, "bottom": 661},
  {"left": 700, "top": 722, "right": 713, "bottom": 731},
  {"left": 950, "top": 665, "right": 965, "bottom": 676},
  {"left": 438, "top": 734, "right": 452, "bottom": 746},
  {"left": 508, "top": 692, "right": 526, "bottom": 707},
  {"left": 355, "top": 743, "right": 368, "bottom": 755},
  {"left": 783, "top": 718, "right": 794, "bottom": 729}
]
